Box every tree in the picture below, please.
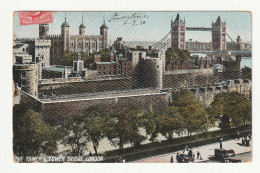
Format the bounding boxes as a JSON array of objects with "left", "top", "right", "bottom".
[
  {"left": 165, "top": 48, "right": 193, "bottom": 64},
  {"left": 171, "top": 89, "right": 209, "bottom": 135},
  {"left": 242, "top": 66, "right": 252, "bottom": 80},
  {"left": 105, "top": 110, "right": 145, "bottom": 150},
  {"left": 57, "top": 114, "right": 88, "bottom": 156},
  {"left": 156, "top": 106, "right": 184, "bottom": 139},
  {"left": 208, "top": 92, "right": 251, "bottom": 129},
  {"left": 142, "top": 112, "right": 158, "bottom": 142},
  {"left": 99, "top": 48, "right": 111, "bottom": 62},
  {"left": 81, "top": 51, "right": 94, "bottom": 68},
  {"left": 83, "top": 107, "right": 106, "bottom": 155},
  {"left": 13, "top": 105, "right": 57, "bottom": 157},
  {"left": 60, "top": 50, "right": 76, "bottom": 66}
]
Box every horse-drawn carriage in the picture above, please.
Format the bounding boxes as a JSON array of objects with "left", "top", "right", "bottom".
[
  {"left": 176, "top": 153, "right": 194, "bottom": 163},
  {"left": 214, "top": 148, "right": 236, "bottom": 162}
]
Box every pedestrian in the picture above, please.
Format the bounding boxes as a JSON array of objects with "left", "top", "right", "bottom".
[
  {"left": 89, "top": 151, "right": 92, "bottom": 156},
  {"left": 220, "top": 141, "right": 222, "bottom": 149},
  {"left": 170, "top": 156, "right": 174, "bottom": 163},
  {"left": 237, "top": 132, "right": 240, "bottom": 140},
  {"left": 242, "top": 137, "right": 245, "bottom": 145},
  {"left": 197, "top": 151, "right": 200, "bottom": 159},
  {"left": 176, "top": 153, "right": 179, "bottom": 162}
]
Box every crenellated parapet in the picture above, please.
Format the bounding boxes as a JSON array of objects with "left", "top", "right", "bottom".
[{"left": 188, "top": 79, "right": 252, "bottom": 106}]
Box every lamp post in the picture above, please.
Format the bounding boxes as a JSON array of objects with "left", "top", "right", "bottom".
[{"left": 220, "top": 138, "right": 223, "bottom": 149}]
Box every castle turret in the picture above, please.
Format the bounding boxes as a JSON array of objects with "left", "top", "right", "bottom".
[
  {"left": 171, "top": 13, "right": 186, "bottom": 50},
  {"left": 39, "top": 24, "right": 49, "bottom": 39},
  {"left": 73, "top": 52, "right": 84, "bottom": 72},
  {"left": 79, "top": 13, "right": 86, "bottom": 35},
  {"left": 13, "top": 64, "right": 39, "bottom": 97},
  {"left": 61, "top": 13, "right": 70, "bottom": 51},
  {"left": 100, "top": 19, "right": 108, "bottom": 49}
]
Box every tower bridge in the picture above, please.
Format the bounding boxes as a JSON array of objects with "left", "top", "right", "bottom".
[{"left": 152, "top": 14, "right": 235, "bottom": 52}]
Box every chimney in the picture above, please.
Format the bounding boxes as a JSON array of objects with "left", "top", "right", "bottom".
[
  {"left": 200, "top": 57, "right": 204, "bottom": 69},
  {"left": 211, "top": 56, "right": 215, "bottom": 66},
  {"left": 194, "top": 55, "right": 199, "bottom": 65},
  {"left": 94, "top": 54, "right": 101, "bottom": 63},
  {"left": 206, "top": 56, "right": 210, "bottom": 68},
  {"left": 110, "top": 53, "right": 114, "bottom": 62}
]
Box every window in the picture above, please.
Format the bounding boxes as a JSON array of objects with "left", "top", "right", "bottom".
[
  {"left": 72, "top": 43, "right": 74, "bottom": 46},
  {"left": 21, "top": 80, "right": 25, "bottom": 86},
  {"left": 21, "top": 72, "right": 26, "bottom": 78},
  {"left": 43, "top": 91, "right": 47, "bottom": 96},
  {"left": 42, "top": 55, "right": 44, "bottom": 60},
  {"left": 79, "top": 42, "right": 81, "bottom": 46},
  {"left": 52, "top": 91, "right": 57, "bottom": 96}
]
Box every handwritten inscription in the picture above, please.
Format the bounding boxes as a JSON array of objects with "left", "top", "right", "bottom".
[{"left": 108, "top": 12, "right": 149, "bottom": 26}]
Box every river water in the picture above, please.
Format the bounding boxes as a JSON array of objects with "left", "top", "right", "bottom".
[{"left": 191, "top": 53, "right": 252, "bottom": 68}]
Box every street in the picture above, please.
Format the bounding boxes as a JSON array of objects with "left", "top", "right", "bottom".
[{"left": 132, "top": 138, "right": 251, "bottom": 163}]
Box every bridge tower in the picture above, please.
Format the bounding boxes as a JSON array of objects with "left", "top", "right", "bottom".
[
  {"left": 212, "top": 16, "right": 226, "bottom": 51},
  {"left": 171, "top": 14, "right": 186, "bottom": 50}
]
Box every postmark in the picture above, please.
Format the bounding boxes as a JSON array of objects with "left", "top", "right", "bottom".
[{"left": 19, "top": 11, "right": 53, "bottom": 25}]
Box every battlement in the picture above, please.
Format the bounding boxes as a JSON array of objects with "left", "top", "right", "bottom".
[
  {"left": 188, "top": 79, "right": 252, "bottom": 106},
  {"left": 35, "top": 39, "right": 51, "bottom": 46},
  {"left": 70, "top": 34, "right": 102, "bottom": 39},
  {"left": 47, "top": 34, "right": 61, "bottom": 38},
  {"left": 165, "top": 68, "right": 213, "bottom": 75}
]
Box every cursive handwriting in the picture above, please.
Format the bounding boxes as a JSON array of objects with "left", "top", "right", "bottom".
[{"left": 108, "top": 12, "right": 149, "bottom": 26}]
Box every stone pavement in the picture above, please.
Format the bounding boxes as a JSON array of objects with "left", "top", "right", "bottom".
[{"left": 132, "top": 138, "right": 252, "bottom": 163}]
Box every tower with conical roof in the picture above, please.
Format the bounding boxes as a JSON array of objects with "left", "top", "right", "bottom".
[
  {"left": 212, "top": 16, "right": 226, "bottom": 51},
  {"left": 79, "top": 12, "right": 86, "bottom": 35},
  {"left": 39, "top": 23, "right": 49, "bottom": 39},
  {"left": 171, "top": 13, "right": 186, "bottom": 50},
  {"left": 61, "top": 12, "right": 70, "bottom": 51},
  {"left": 100, "top": 17, "right": 108, "bottom": 49}
]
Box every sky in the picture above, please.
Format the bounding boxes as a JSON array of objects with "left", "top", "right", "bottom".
[{"left": 13, "top": 11, "right": 252, "bottom": 44}]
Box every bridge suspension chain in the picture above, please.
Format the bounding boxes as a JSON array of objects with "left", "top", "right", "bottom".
[
  {"left": 226, "top": 33, "right": 236, "bottom": 43},
  {"left": 152, "top": 31, "right": 171, "bottom": 49}
]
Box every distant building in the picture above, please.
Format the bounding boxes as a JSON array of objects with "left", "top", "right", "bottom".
[
  {"left": 38, "top": 14, "right": 108, "bottom": 65},
  {"left": 185, "top": 39, "right": 212, "bottom": 51},
  {"left": 227, "top": 35, "right": 252, "bottom": 50},
  {"left": 13, "top": 44, "right": 32, "bottom": 64}
]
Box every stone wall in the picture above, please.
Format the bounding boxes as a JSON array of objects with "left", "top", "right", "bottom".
[
  {"left": 188, "top": 79, "right": 252, "bottom": 106},
  {"left": 41, "top": 91, "right": 168, "bottom": 125},
  {"left": 38, "top": 77, "right": 132, "bottom": 98},
  {"left": 163, "top": 69, "right": 216, "bottom": 89}
]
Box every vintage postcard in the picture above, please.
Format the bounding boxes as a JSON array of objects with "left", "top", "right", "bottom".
[{"left": 12, "top": 11, "right": 252, "bottom": 163}]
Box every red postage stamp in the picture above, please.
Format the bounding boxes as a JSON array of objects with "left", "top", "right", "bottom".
[{"left": 19, "top": 11, "right": 53, "bottom": 25}]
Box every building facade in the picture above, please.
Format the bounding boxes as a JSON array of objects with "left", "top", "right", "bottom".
[{"left": 38, "top": 16, "right": 108, "bottom": 65}]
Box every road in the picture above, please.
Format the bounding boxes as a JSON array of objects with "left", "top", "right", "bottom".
[{"left": 132, "top": 138, "right": 251, "bottom": 163}]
